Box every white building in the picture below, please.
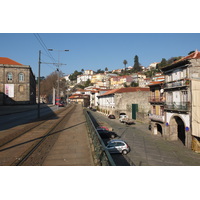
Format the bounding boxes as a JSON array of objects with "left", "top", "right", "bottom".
[{"left": 77, "top": 74, "right": 92, "bottom": 84}]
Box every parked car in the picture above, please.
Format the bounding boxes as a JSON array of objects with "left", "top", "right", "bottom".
[
  {"left": 90, "top": 107, "right": 96, "bottom": 111},
  {"left": 108, "top": 114, "right": 115, "bottom": 119},
  {"left": 106, "top": 139, "right": 130, "bottom": 155},
  {"left": 58, "top": 102, "right": 65, "bottom": 107},
  {"left": 119, "top": 113, "right": 126, "bottom": 117},
  {"left": 119, "top": 113, "right": 128, "bottom": 122},
  {"left": 97, "top": 126, "right": 109, "bottom": 131},
  {"left": 96, "top": 129, "right": 117, "bottom": 139}
]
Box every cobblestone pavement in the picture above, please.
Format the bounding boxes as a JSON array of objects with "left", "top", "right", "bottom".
[{"left": 91, "top": 111, "right": 200, "bottom": 166}]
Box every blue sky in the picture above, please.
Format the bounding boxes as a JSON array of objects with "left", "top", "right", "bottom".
[{"left": 1, "top": 33, "right": 200, "bottom": 78}]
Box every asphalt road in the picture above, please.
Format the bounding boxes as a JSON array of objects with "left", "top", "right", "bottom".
[{"left": 90, "top": 111, "right": 200, "bottom": 166}]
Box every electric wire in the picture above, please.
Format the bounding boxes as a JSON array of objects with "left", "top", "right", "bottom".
[{"left": 33, "top": 33, "right": 56, "bottom": 64}]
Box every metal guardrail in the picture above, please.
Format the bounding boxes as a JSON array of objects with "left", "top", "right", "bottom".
[{"left": 84, "top": 109, "right": 116, "bottom": 166}]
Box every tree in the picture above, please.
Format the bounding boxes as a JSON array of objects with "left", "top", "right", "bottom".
[
  {"left": 157, "top": 58, "right": 167, "bottom": 69},
  {"left": 130, "top": 81, "right": 139, "bottom": 87},
  {"left": 188, "top": 50, "right": 195, "bottom": 55},
  {"left": 84, "top": 79, "right": 92, "bottom": 87},
  {"left": 69, "top": 70, "right": 82, "bottom": 81},
  {"left": 123, "top": 60, "right": 127, "bottom": 71},
  {"left": 157, "top": 56, "right": 183, "bottom": 69},
  {"left": 133, "top": 55, "right": 141, "bottom": 72},
  {"left": 96, "top": 69, "right": 104, "bottom": 73},
  {"left": 40, "top": 70, "right": 67, "bottom": 102},
  {"left": 105, "top": 67, "right": 108, "bottom": 72}
]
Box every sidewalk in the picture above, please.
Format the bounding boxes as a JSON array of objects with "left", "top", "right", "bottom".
[{"left": 42, "top": 104, "right": 94, "bottom": 166}]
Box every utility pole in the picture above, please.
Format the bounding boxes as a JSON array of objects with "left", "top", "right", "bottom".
[
  {"left": 48, "top": 49, "right": 69, "bottom": 106},
  {"left": 37, "top": 49, "right": 68, "bottom": 118},
  {"left": 38, "top": 50, "right": 41, "bottom": 119}
]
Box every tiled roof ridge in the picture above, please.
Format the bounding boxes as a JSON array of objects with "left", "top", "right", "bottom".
[
  {"left": 99, "top": 87, "right": 149, "bottom": 96},
  {"left": 173, "top": 49, "right": 200, "bottom": 64}
]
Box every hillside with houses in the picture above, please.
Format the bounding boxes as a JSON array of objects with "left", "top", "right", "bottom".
[
  {"left": 32, "top": 50, "right": 200, "bottom": 152},
  {"left": 62, "top": 50, "right": 200, "bottom": 152}
]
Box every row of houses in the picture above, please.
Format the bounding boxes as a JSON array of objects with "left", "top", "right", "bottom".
[
  {"left": 149, "top": 50, "right": 200, "bottom": 152},
  {"left": 2, "top": 51, "right": 200, "bottom": 152},
  {"left": 69, "top": 50, "right": 200, "bottom": 152},
  {"left": 68, "top": 69, "right": 150, "bottom": 89}
]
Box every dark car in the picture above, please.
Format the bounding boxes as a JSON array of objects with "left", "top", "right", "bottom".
[
  {"left": 89, "top": 107, "right": 96, "bottom": 111},
  {"left": 108, "top": 114, "right": 115, "bottom": 119},
  {"left": 97, "top": 129, "right": 117, "bottom": 139}
]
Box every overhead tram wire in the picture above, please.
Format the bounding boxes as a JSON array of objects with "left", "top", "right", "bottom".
[
  {"left": 34, "top": 33, "right": 60, "bottom": 74},
  {"left": 40, "top": 52, "right": 56, "bottom": 72},
  {"left": 33, "top": 33, "right": 56, "bottom": 64},
  {"left": 36, "top": 34, "right": 56, "bottom": 63}
]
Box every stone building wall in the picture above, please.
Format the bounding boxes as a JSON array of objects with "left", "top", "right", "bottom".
[
  {"left": 114, "top": 91, "right": 151, "bottom": 121},
  {"left": 0, "top": 65, "right": 36, "bottom": 105}
]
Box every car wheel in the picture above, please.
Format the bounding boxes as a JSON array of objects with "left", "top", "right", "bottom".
[
  {"left": 122, "top": 150, "right": 128, "bottom": 155},
  {"left": 111, "top": 134, "right": 115, "bottom": 139}
]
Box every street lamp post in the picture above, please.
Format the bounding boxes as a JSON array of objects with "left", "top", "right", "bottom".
[{"left": 48, "top": 49, "right": 69, "bottom": 106}]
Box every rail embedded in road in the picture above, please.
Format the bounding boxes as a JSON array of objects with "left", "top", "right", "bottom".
[{"left": 0, "top": 105, "right": 76, "bottom": 166}]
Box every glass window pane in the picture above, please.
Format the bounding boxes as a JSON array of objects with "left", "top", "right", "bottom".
[
  {"left": 7, "top": 73, "right": 13, "bottom": 80},
  {"left": 19, "top": 73, "right": 24, "bottom": 81}
]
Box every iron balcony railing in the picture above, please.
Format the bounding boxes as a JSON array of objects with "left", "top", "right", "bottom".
[
  {"left": 84, "top": 109, "right": 116, "bottom": 166},
  {"left": 164, "top": 102, "right": 190, "bottom": 111},
  {"left": 149, "top": 114, "right": 165, "bottom": 122},
  {"left": 165, "top": 79, "right": 190, "bottom": 89},
  {"left": 148, "top": 96, "right": 165, "bottom": 103}
]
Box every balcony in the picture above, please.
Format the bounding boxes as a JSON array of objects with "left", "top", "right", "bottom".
[
  {"left": 149, "top": 96, "right": 165, "bottom": 103},
  {"left": 165, "top": 79, "right": 190, "bottom": 89},
  {"left": 164, "top": 102, "right": 190, "bottom": 112},
  {"left": 149, "top": 114, "right": 165, "bottom": 122}
]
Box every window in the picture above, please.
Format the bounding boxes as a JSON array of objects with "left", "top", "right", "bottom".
[
  {"left": 182, "top": 91, "right": 188, "bottom": 102},
  {"left": 19, "top": 85, "right": 24, "bottom": 92},
  {"left": 166, "top": 92, "right": 173, "bottom": 103},
  {"left": 160, "top": 106, "right": 164, "bottom": 115},
  {"left": 116, "top": 142, "right": 124, "bottom": 146},
  {"left": 7, "top": 72, "right": 13, "bottom": 81},
  {"left": 152, "top": 106, "right": 156, "bottom": 114},
  {"left": 107, "top": 143, "right": 115, "bottom": 148},
  {"left": 19, "top": 73, "right": 24, "bottom": 81}
]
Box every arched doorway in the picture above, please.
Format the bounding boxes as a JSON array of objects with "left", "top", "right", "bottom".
[
  {"left": 157, "top": 124, "right": 163, "bottom": 135},
  {"left": 170, "top": 116, "right": 185, "bottom": 145},
  {"left": 153, "top": 123, "right": 163, "bottom": 136}
]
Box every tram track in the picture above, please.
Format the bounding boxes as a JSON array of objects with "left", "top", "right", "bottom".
[{"left": 0, "top": 104, "right": 76, "bottom": 166}]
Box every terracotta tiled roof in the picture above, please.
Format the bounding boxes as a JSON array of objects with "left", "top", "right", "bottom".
[
  {"left": 0, "top": 57, "right": 23, "bottom": 65},
  {"left": 116, "top": 87, "right": 150, "bottom": 93},
  {"left": 173, "top": 50, "right": 200, "bottom": 64},
  {"left": 148, "top": 81, "right": 164, "bottom": 86},
  {"left": 99, "top": 88, "right": 119, "bottom": 96},
  {"left": 99, "top": 87, "right": 149, "bottom": 96},
  {"left": 69, "top": 94, "right": 89, "bottom": 99}
]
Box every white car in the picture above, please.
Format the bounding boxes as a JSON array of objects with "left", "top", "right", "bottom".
[{"left": 106, "top": 139, "right": 130, "bottom": 155}]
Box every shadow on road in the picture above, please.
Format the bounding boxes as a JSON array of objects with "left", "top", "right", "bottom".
[
  {"left": 0, "top": 105, "right": 60, "bottom": 131},
  {"left": 88, "top": 110, "right": 133, "bottom": 166}
]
